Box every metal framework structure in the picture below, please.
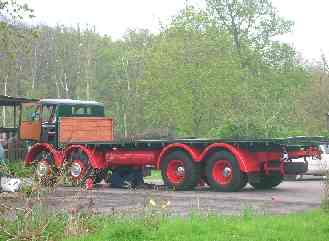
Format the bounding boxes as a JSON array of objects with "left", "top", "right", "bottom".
[{"left": 0, "top": 95, "right": 38, "bottom": 160}]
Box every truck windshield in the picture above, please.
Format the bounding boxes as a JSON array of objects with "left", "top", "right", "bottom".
[{"left": 42, "top": 105, "right": 56, "bottom": 123}]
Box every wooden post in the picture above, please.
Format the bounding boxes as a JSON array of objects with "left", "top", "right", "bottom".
[
  {"left": 19, "top": 104, "right": 22, "bottom": 125},
  {"left": 13, "top": 105, "right": 16, "bottom": 128}
]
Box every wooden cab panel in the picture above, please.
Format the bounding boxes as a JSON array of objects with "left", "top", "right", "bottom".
[
  {"left": 59, "top": 117, "right": 113, "bottom": 144},
  {"left": 19, "top": 121, "right": 41, "bottom": 141}
]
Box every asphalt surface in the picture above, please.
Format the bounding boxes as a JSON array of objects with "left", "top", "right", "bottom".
[{"left": 35, "top": 179, "right": 326, "bottom": 216}]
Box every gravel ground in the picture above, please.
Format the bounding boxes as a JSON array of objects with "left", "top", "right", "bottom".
[
  {"left": 1, "top": 179, "right": 319, "bottom": 216},
  {"left": 0, "top": 178, "right": 326, "bottom": 217}
]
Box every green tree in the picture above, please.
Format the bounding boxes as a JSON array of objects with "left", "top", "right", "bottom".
[
  {"left": 206, "top": 0, "right": 293, "bottom": 53},
  {"left": 141, "top": 7, "right": 245, "bottom": 136},
  {"left": 0, "top": 0, "right": 36, "bottom": 97}
]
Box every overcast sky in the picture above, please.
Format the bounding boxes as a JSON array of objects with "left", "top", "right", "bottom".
[{"left": 24, "top": 0, "right": 329, "bottom": 61}]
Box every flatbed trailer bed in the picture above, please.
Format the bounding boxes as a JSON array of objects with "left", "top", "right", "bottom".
[
  {"left": 25, "top": 135, "right": 323, "bottom": 191},
  {"left": 67, "top": 136, "right": 327, "bottom": 150}
]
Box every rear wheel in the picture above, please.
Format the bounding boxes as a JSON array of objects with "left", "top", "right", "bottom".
[
  {"left": 94, "top": 169, "right": 110, "bottom": 184},
  {"left": 161, "top": 151, "right": 200, "bottom": 190},
  {"left": 249, "top": 174, "right": 283, "bottom": 189},
  {"left": 32, "top": 151, "right": 57, "bottom": 186},
  {"left": 110, "top": 167, "right": 144, "bottom": 188},
  {"left": 205, "top": 151, "right": 247, "bottom": 192},
  {"left": 284, "top": 174, "right": 297, "bottom": 181}
]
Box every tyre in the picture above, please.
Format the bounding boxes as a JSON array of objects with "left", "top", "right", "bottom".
[
  {"left": 94, "top": 169, "right": 110, "bottom": 184},
  {"left": 33, "top": 151, "right": 58, "bottom": 186},
  {"left": 110, "top": 166, "right": 144, "bottom": 188},
  {"left": 205, "top": 151, "right": 247, "bottom": 192},
  {"left": 284, "top": 174, "right": 297, "bottom": 181},
  {"left": 66, "top": 150, "right": 92, "bottom": 187},
  {"left": 284, "top": 162, "right": 308, "bottom": 175},
  {"left": 161, "top": 151, "right": 200, "bottom": 190},
  {"left": 249, "top": 174, "right": 283, "bottom": 189}
]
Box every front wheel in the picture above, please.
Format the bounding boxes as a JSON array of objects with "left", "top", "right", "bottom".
[
  {"left": 205, "top": 151, "right": 247, "bottom": 192},
  {"left": 94, "top": 169, "right": 110, "bottom": 184},
  {"left": 161, "top": 151, "right": 200, "bottom": 190},
  {"left": 32, "top": 151, "right": 58, "bottom": 186}
]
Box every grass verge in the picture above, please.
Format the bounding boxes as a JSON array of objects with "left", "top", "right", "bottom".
[
  {"left": 63, "top": 210, "right": 329, "bottom": 241},
  {"left": 1, "top": 185, "right": 329, "bottom": 241},
  {"left": 0, "top": 204, "right": 100, "bottom": 241}
]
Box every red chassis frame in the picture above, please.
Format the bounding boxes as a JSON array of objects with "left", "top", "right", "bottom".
[{"left": 25, "top": 142, "right": 319, "bottom": 177}]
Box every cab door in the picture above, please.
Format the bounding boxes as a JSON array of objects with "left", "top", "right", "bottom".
[
  {"left": 19, "top": 103, "right": 41, "bottom": 141},
  {"left": 19, "top": 121, "right": 41, "bottom": 140}
]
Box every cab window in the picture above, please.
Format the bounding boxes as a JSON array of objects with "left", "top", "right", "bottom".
[
  {"left": 73, "top": 106, "right": 86, "bottom": 115},
  {"left": 57, "top": 105, "right": 104, "bottom": 117},
  {"left": 22, "top": 103, "right": 40, "bottom": 121}
]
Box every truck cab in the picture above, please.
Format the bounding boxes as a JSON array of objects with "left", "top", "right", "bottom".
[{"left": 19, "top": 99, "right": 105, "bottom": 147}]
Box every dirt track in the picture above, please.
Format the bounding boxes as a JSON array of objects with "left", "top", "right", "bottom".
[{"left": 32, "top": 179, "right": 325, "bottom": 216}]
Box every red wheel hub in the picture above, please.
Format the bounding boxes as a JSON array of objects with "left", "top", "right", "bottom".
[
  {"left": 212, "top": 160, "right": 233, "bottom": 185},
  {"left": 166, "top": 159, "right": 185, "bottom": 184}
]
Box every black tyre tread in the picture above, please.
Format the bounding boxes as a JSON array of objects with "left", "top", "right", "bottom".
[
  {"left": 249, "top": 174, "right": 283, "bottom": 189},
  {"left": 284, "top": 174, "right": 297, "bottom": 181},
  {"left": 238, "top": 173, "right": 248, "bottom": 190},
  {"left": 161, "top": 151, "right": 200, "bottom": 191},
  {"left": 205, "top": 151, "right": 246, "bottom": 192},
  {"left": 94, "top": 169, "right": 109, "bottom": 184}
]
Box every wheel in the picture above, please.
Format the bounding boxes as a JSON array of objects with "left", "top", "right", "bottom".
[
  {"left": 32, "top": 151, "right": 58, "bottom": 186},
  {"left": 66, "top": 150, "right": 92, "bottom": 187},
  {"left": 110, "top": 167, "right": 144, "bottom": 188},
  {"left": 238, "top": 174, "right": 248, "bottom": 190},
  {"left": 205, "top": 151, "right": 247, "bottom": 192},
  {"left": 94, "top": 169, "right": 110, "bottom": 184},
  {"left": 249, "top": 174, "right": 283, "bottom": 189},
  {"left": 161, "top": 151, "right": 200, "bottom": 190},
  {"left": 284, "top": 174, "right": 297, "bottom": 181}
]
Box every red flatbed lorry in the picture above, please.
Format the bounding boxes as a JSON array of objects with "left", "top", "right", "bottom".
[{"left": 20, "top": 99, "right": 323, "bottom": 191}]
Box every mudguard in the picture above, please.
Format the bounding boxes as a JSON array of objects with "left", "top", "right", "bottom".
[{"left": 24, "top": 143, "right": 64, "bottom": 168}]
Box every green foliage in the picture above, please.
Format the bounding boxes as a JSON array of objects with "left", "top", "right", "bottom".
[
  {"left": 0, "top": 0, "right": 34, "bottom": 25},
  {"left": 208, "top": 121, "right": 265, "bottom": 138},
  {"left": 0, "top": 160, "right": 32, "bottom": 178},
  {"left": 0, "top": 0, "right": 327, "bottom": 139},
  {"left": 205, "top": 0, "right": 293, "bottom": 51},
  {"left": 144, "top": 170, "right": 161, "bottom": 180}
]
